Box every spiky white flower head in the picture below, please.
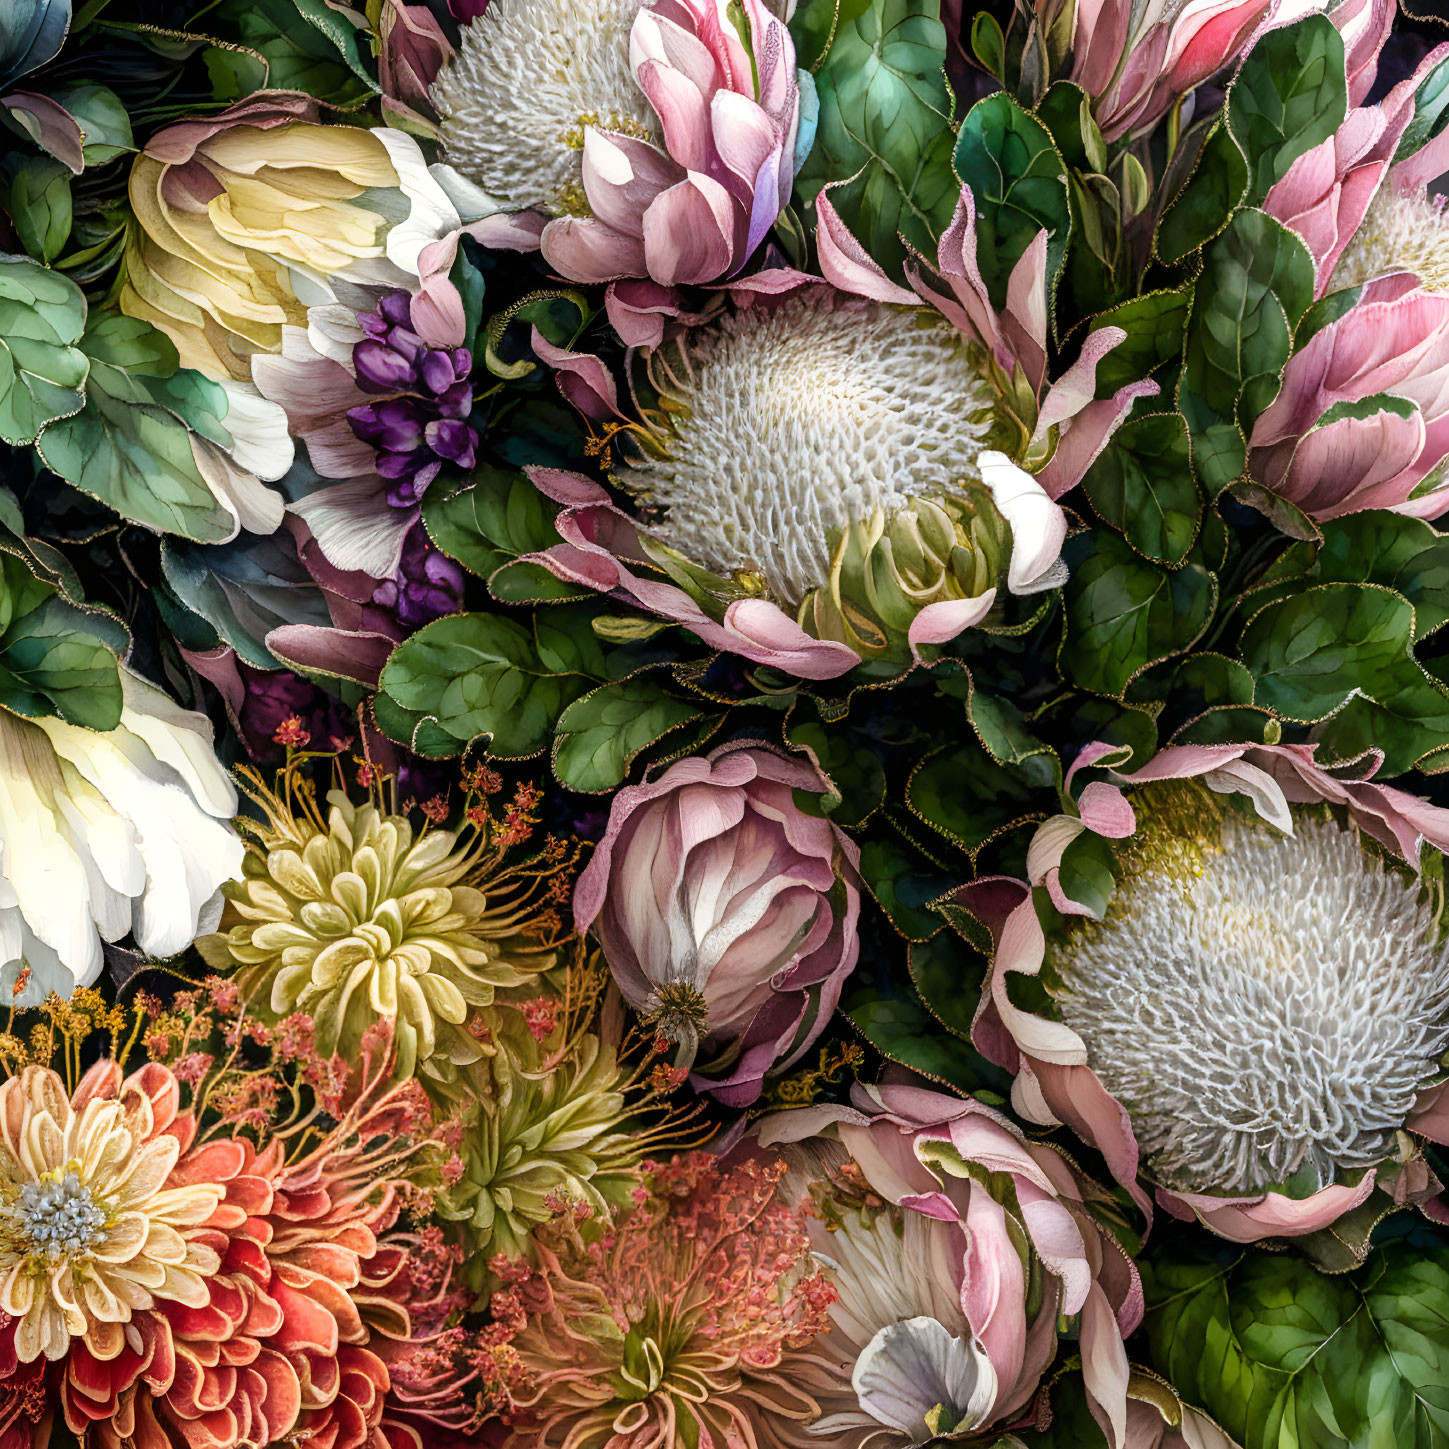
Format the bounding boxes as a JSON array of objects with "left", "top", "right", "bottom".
[
  {"left": 1333, "top": 186, "right": 1449, "bottom": 294},
  {"left": 617, "top": 295, "right": 994, "bottom": 605},
  {"left": 1052, "top": 812, "right": 1449, "bottom": 1196},
  {"left": 432, "top": 0, "right": 657, "bottom": 216}
]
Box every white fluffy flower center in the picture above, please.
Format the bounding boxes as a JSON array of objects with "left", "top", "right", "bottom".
[
  {"left": 1052, "top": 815, "right": 1449, "bottom": 1195},
  {"left": 1333, "top": 186, "right": 1449, "bottom": 294},
  {"left": 433, "top": 0, "right": 657, "bottom": 215},
  {"left": 617, "top": 297, "right": 994, "bottom": 604},
  {"left": 11, "top": 1170, "right": 107, "bottom": 1262}
]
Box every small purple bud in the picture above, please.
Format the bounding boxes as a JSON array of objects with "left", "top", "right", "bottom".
[
  {"left": 425, "top": 418, "right": 478, "bottom": 467},
  {"left": 354, "top": 338, "right": 418, "bottom": 393},
  {"left": 420, "top": 349, "right": 461, "bottom": 395},
  {"left": 380, "top": 292, "right": 414, "bottom": 329}
]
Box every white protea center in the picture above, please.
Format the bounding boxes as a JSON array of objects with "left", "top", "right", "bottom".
[
  {"left": 1333, "top": 186, "right": 1449, "bottom": 294},
  {"left": 432, "top": 0, "right": 657, "bottom": 216},
  {"left": 617, "top": 296, "right": 995, "bottom": 605},
  {"left": 1052, "top": 813, "right": 1449, "bottom": 1195}
]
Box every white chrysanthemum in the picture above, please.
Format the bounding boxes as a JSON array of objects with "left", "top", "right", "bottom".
[
  {"left": 1333, "top": 186, "right": 1449, "bottom": 294},
  {"left": 617, "top": 296, "right": 995, "bottom": 604},
  {"left": 432, "top": 0, "right": 656, "bottom": 215},
  {"left": 797, "top": 1208, "right": 996, "bottom": 1447},
  {"left": 1053, "top": 814, "right": 1449, "bottom": 1195}
]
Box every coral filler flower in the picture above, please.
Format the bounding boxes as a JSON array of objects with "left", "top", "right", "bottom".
[
  {"left": 575, "top": 741, "right": 862, "bottom": 1104},
  {"left": 0, "top": 668, "right": 241, "bottom": 1005},
  {"left": 497, "top": 1152, "right": 834, "bottom": 1449},
  {"left": 433, "top": 0, "right": 810, "bottom": 286}
]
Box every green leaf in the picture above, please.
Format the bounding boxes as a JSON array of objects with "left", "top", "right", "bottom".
[
  {"left": 858, "top": 835, "right": 956, "bottom": 940},
  {"left": 1, "top": 155, "right": 72, "bottom": 264},
  {"left": 422, "top": 465, "right": 560, "bottom": 580},
  {"left": 786, "top": 717, "right": 887, "bottom": 827},
  {"left": 1087, "top": 290, "right": 1191, "bottom": 394},
  {"left": 796, "top": 0, "right": 959, "bottom": 273},
  {"left": 554, "top": 676, "right": 705, "bottom": 792},
  {"left": 0, "top": 255, "right": 87, "bottom": 445},
  {"left": 1145, "top": 1227, "right": 1449, "bottom": 1448},
  {"left": 953, "top": 92, "right": 1072, "bottom": 315},
  {"left": 35, "top": 328, "right": 236, "bottom": 543},
  {"left": 1241, "top": 583, "right": 1416, "bottom": 721},
  {"left": 907, "top": 742, "right": 1049, "bottom": 855},
  {"left": 376, "top": 612, "right": 590, "bottom": 758},
  {"left": 1181, "top": 208, "right": 1315, "bottom": 492},
  {"left": 1396, "top": 52, "right": 1449, "bottom": 164},
  {"left": 50, "top": 83, "right": 134, "bottom": 164},
  {"left": 1156, "top": 122, "right": 1249, "bottom": 266},
  {"left": 1060, "top": 530, "right": 1216, "bottom": 697},
  {"left": 228, "top": 0, "right": 375, "bottom": 105},
  {"left": 1082, "top": 411, "right": 1202, "bottom": 564},
  {"left": 789, "top": 0, "right": 841, "bottom": 72},
  {"left": 0, "top": 551, "right": 121, "bottom": 729},
  {"left": 1229, "top": 14, "right": 1347, "bottom": 204},
  {"left": 846, "top": 983, "right": 985, "bottom": 1094}
]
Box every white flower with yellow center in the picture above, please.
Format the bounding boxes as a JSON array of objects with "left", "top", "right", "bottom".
[
  {"left": 0, "top": 1066, "right": 223, "bottom": 1363},
  {"left": 618, "top": 295, "right": 996, "bottom": 607},
  {"left": 1333, "top": 186, "right": 1449, "bottom": 295},
  {"left": 433, "top": 0, "right": 656, "bottom": 216},
  {"left": 1052, "top": 813, "right": 1449, "bottom": 1196},
  {"left": 790, "top": 1207, "right": 996, "bottom": 1448}
]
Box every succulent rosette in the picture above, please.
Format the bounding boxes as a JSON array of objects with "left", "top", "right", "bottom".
[
  {"left": 958, "top": 739, "right": 1449, "bottom": 1251},
  {"left": 431, "top": 0, "right": 813, "bottom": 289},
  {"left": 758, "top": 1080, "right": 1144, "bottom": 1446},
  {"left": 574, "top": 740, "right": 862, "bottom": 1103}
]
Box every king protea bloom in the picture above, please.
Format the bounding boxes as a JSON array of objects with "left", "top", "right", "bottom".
[
  {"left": 432, "top": 0, "right": 810, "bottom": 286},
  {"left": 0, "top": 668, "right": 241, "bottom": 1006},
  {"left": 525, "top": 282, "right": 1071, "bottom": 678},
  {"left": 964, "top": 741, "right": 1449, "bottom": 1244},
  {"left": 0, "top": 1063, "right": 224, "bottom": 1363},
  {"left": 199, "top": 770, "right": 563, "bottom": 1083}
]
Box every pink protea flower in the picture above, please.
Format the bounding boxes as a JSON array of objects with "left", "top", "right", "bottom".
[
  {"left": 1264, "top": 1, "right": 1449, "bottom": 298},
  {"left": 960, "top": 741, "right": 1449, "bottom": 1248},
  {"left": 432, "top": 0, "right": 809, "bottom": 287},
  {"left": 492, "top": 1153, "right": 836, "bottom": 1449},
  {"left": 757, "top": 1081, "right": 1143, "bottom": 1449},
  {"left": 816, "top": 183, "right": 1159, "bottom": 501},
  {"left": 1246, "top": 274, "right": 1449, "bottom": 518},
  {"left": 1064, "top": 0, "right": 1314, "bottom": 141},
  {"left": 1249, "top": 10, "right": 1449, "bottom": 519},
  {"left": 574, "top": 741, "right": 861, "bottom": 1105}
]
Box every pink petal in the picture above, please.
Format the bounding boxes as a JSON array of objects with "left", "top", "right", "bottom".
[
  {"left": 815, "top": 184, "right": 920, "bottom": 305},
  {"left": 641, "top": 173, "right": 737, "bottom": 285},
  {"left": 539, "top": 215, "right": 649, "bottom": 285}
]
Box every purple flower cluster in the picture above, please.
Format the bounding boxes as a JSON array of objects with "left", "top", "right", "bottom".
[
  {"left": 348, "top": 292, "right": 478, "bottom": 508},
  {"left": 372, "top": 523, "right": 467, "bottom": 631}
]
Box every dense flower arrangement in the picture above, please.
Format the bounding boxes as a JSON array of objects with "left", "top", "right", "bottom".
[{"left": 4, "top": 0, "right": 1449, "bottom": 1444}]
